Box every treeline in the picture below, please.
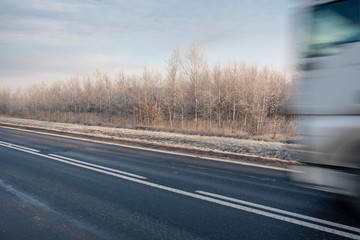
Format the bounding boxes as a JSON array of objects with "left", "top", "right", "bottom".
[{"left": 0, "top": 43, "right": 293, "bottom": 138}]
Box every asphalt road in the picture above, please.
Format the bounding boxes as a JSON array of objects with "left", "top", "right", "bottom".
[{"left": 0, "top": 126, "right": 359, "bottom": 240}]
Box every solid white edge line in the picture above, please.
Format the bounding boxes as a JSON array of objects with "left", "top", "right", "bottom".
[
  {"left": 0, "top": 124, "right": 296, "bottom": 172},
  {"left": 0, "top": 143, "right": 42, "bottom": 155},
  {"left": 0, "top": 142, "right": 147, "bottom": 181},
  {"left": 0, "top": 140, "right": 146, "bottom": 180},
  {"left": 1, "top": 141, "right": 360, "bottom": 239},
  {"left": 196, "top": 190, "right": 360, "bottom": 235},
  {"left": 0, "top": 140, "right": 39, "bottom": 153},
  {"left": 48, "top": 154, "right": 147, "bottom": 180}
]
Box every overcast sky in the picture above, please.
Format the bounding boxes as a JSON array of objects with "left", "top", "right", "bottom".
[{"left": 0, "top": 0, "right": 290, "bottom": 89}]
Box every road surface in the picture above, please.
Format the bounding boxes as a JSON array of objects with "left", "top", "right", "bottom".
[{"left": 0, "top": 126, "right": 359, "bottom": 240}]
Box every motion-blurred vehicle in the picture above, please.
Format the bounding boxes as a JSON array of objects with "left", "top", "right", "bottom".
[{"left": 288, "top": 0, "right": 360, "bottom": 209}]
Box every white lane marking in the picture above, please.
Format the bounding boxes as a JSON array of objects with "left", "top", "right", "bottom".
[
  {"left": 0, "top": 143, "right": 42, "bottom": 154},
  {"left": 49, "top": 154, "right": 147, "bottom": 180},
  {"left": 196, "top": 190, "right": 360, "bottom": 235},
  {"left": 0, "top": 140, "right": 39, "bottom": 153},
  {"left": 0, "top": 142, "right": 147, "bottom": 180},
  {"left": 1, "top": 142, "right": 359, "bottom": 239}
]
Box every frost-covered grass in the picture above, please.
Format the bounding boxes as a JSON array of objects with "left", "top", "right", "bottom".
[{"left": 0, "top": 117, "right": 300, "bottom": 161}]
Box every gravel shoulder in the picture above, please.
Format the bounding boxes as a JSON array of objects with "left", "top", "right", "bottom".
[{"left": 0, "top": 117, "right": 301, "bottom": 168}]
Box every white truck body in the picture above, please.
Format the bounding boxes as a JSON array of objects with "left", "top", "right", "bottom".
[{"left": 289, "top": 0, "right": 360, "bottom": 198}]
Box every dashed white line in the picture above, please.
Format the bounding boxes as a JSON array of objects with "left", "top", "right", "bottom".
[
  {"left": 49, "top": 154, "right": 147, "bottom": 180},
  {"left": 196, "top": 190, "right": 360, "bottom": 235}
]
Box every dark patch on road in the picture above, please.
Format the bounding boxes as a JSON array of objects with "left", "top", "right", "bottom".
[{"left": 0, "top": 179, "right": 108, "bottom": 240}]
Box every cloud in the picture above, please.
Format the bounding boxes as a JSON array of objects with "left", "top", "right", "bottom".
[
  {"left": 1, "top": 0, "right": 287, "bottom": 48},
  {"left": 0, "top": 0, "right": 289, "bottom": 88},
  {"left": 0, "top": 51, "right": 147, "bottom": 90},
  {"left": 0, "top": 52, "right": 139, "bottom": 75}
]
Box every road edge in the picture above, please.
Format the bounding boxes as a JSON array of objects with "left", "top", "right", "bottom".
[{"left": 0, "top": 122, "right": 300, "bottom": 171}]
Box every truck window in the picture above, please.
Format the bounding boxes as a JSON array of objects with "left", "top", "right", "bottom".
[{"left": 302, "top": 0, "right": 360, "bottom": 58}]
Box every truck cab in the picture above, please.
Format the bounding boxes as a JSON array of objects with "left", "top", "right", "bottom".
[{"left": 289, "top": 0, "right": 360, "bottom": 202}]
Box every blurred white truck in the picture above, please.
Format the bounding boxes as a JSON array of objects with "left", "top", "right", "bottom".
[{"left": 288, "top": 0, "right": 360, "bottom": 208}]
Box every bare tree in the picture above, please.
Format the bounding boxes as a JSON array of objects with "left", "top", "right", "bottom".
[
  {"left": 10, "top": 86, "right": 25, "bottom": 116},
  {"left": 166, "top": 48, "right": 181, "bottom": 128},
  {"left": 212, "top": 64, "right": 223, "bottom": 128},
  {"left": 183, "top": 42, "right": 207, "bottom": 128},
  {"left": 0, "top": 87, "right": 11, "bottom": 114}
]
